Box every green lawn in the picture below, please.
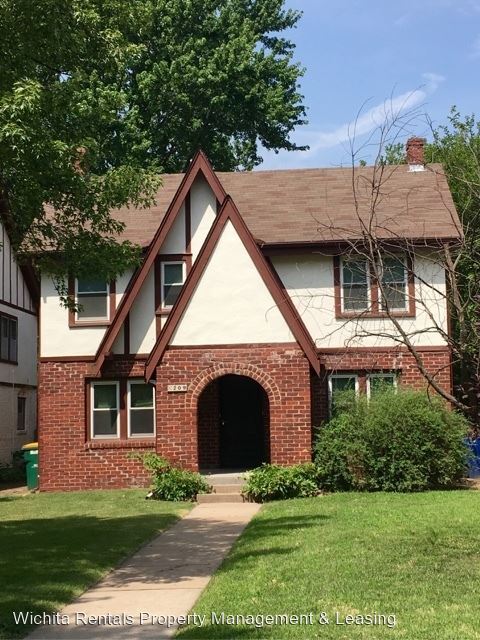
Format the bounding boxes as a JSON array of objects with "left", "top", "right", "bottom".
[
  {"left": 0, "top": 489, "right": 190, "bottom": 639},
  {"left": 177, "top": 492, "right": 480, "bottom": 639}
]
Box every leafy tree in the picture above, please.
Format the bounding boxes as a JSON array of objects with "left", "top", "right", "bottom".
[{"left": 0, "top": 0, "right": 306, "bottom": 288}]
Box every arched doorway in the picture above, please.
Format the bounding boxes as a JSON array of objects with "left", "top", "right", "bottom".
[{"left": 197, "top": 374, "right": 270, "bottom": 470}]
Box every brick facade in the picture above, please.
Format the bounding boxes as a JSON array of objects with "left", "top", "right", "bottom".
[{"left": 38, "top": 345, "right": 451, "bottom": 491}]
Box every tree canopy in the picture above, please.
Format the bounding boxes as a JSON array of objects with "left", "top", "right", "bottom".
[{"left": 0, "top": 0, "right": 306, "bottom": 285}]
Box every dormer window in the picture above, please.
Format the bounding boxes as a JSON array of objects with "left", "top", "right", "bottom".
[
  {"left": 161, "top": 261, "right": 186, "bottom": 309},
  {"left": 76, "top": 278, "right": 110, "bottom": 321}
]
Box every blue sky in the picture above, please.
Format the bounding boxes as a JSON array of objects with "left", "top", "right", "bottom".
[{"left": 260, "top": 0, "right": 480, "bottom": 169}]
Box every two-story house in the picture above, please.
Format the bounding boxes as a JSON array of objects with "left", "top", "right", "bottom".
[
  {"left": 38, "top": 139, "right": 460, "bottom": 491},
  {"left": 0, "top": 220, "right": 38, "bottom": 464}
]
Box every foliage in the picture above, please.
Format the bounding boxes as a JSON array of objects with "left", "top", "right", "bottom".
[
  {"left": 136, "top": 453, "right": 211, "bottom": 501},
  {"left": 0, "top": 0, "right": 306, "bottom": 290},
  {"left": 177, "top": 492, "right": 480, "bottom": 640},
  {"left": 0, "top": 490, "right": 188, "bottom": 639},
  {"left": 424, "top": 109, "right": 480, "bottom": 421},
  {"left": 0, "top": 450, "right": 26, "bottom": 484},
  {"left": 314, "top": 388, "right": 469, "bottom": 492},
  {"left": 242, "top": 463, "right": 320, "bottom": 502}
]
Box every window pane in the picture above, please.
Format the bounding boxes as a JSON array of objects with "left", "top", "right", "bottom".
[
  {"left": 77, "top": 279, "right": 108, "bottom": 293},
  {"left": 9, "top": 319, "right": 17, "bottom": 361},
  {"left": 17, "top": 397, "right": 26, "bottom": 430},
  {"left": 130, "top": 383, "right": 153, "bottom": 408},
  {"left": 382, "top": 258, "right": 405, "bottom": 284},
  {"left": 163, "top": 283, "right": 182, "bottom": 307},
  {"left": 331, "top": 376, "right": 357, "bottom": 393},
  {"left": 77, "top": 294, "right": 108, "bottom": 319},
  {"left": 1, "top": 317, "right": 9, "bottom": 360},
  {"left": 343, "top": 260, "right": 368, "bottom": 285},
  {"left": 343, "top": 284, "right": 369, "bottom": 311},
  {"left": 369, "top": 375, "right": 395, "bottom": 397},
  {"left": 94, "top": 384, "right": 117, "bottom": 409},
  {"left": 382, "top": 284, "right": 406, "bottom": 310},
  {"left": 163, "top": 263, "right": 183, "bottom": 285},
  {"left": 130, "top": 409, "right": 154, "bottom": 435},
  {"left": 93, "top": 410, "right": 118, "bottom": 436}
]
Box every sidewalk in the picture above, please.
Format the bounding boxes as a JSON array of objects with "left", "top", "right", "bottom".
[{"left": 29, "top": 502, "right": 261, "bottom": 639}]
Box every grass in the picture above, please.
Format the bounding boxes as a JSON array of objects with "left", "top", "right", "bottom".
[
  {"left": 177, "top": 492, "right": 480, "bottom": 639},
  {"left": 0, "top": 489, "right": 190, "bottom": 639}
]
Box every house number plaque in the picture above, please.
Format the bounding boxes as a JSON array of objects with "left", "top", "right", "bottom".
[{"left": 167, "top": 384, "right": 188, "bottom": 393}]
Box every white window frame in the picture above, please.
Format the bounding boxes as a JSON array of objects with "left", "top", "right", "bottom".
[
  {"left": 379, "top": 256, "right": 408, "bottom": 312},
  {"left": 366, "top": 372, "right": 398, "bottom": 398},
  {"left": 17, "top": 396, "right": 26, "bottom": 433},
  {"left": 340, "top": 258, "right": 371, "bottom": 313},
  {"left": 328, "top": 373, "right": 359, "bottom": 415},
  {"left": 127, "top": 380, "right": 156, "bottom": 438},
  {"left": 90, "top": 381, "right": 120, "bottom": 439},
  {"left": 75, "top": 278, "right": 110, "bottom": 322},
  {"left": 161, "top": 261, "right": 186, "bottom": 309}
]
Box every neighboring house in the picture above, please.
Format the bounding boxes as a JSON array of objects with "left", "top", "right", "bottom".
[
  {"left": 38, "top": 139, "right": 461, "bottom": 491},
  {"left": 0, "top": 221, "right": 38, "bottom": 464}
]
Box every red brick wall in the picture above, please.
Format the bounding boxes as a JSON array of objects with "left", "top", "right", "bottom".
[
  {"left": 197, "top": 379, "right": 220, "bottom": 468},
  {"left": 38, "top": 346, "right": 451, "bottom": 491},
  {"left": 38, "top": 359, "right": 154, "bottom": 492},
  {"left": 154, "top": 345, "right": 312, "bottom": 470},
  {"left": 311, "top": 347, "right": 452, "bottom": 425}
]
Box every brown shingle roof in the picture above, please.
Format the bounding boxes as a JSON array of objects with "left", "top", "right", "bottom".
[{"left": 111, "top": 163, "right": 461, "bottom": 247}]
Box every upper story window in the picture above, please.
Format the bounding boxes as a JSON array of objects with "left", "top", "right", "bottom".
[
  {"left": 380, "top": 257, "right": 407, "bottom": 311},
  {"left": 161, "top": 261, "right": 186, "bottom": 309},
  {"left": 341, "top": 259, "right": 370, "bottom": 312},
  {"left": 0, "top": 313, "right": 17, "bottom": 363},
  {"left": 76, "top": 278, "right": 109, "bottom": 322}
]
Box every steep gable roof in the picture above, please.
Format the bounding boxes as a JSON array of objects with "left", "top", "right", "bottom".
[
  {"left": 145, "top": 196, "right": 320, "bottom": 380},
  {"left": 93, "top": 150, "right": 226, "bottom": 374},
  {"left": 107, "top": 164, "right": 461, "bottom": 247}
]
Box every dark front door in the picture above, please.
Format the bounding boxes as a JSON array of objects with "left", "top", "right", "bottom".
[{"left": 219, "top": 375, "right": 266, "bottom": 469}]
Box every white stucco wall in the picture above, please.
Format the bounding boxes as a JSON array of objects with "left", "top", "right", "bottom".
[
  {"left": 171, "top": 221, "right": 293, "bottom": 345},
  {"left": 190, "top": 176, "right": 216, "bottom": 260},
  {"left": 272, "top": 251, "right": 448, "bottom": 348},
  {"left": 161, "top": 204, "right": 185, "bottom": 254},
  {"left": 129, "top": 268, "right": 156, "bottom": 354},
  {"left": 0, "top": 386, "right": 36, "bottom": 463},
  {"left": 0, "top": 222, "right": 34, "bottom": 311}
]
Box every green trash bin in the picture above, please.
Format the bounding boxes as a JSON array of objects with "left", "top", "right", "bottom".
[{"left": 22, "top": 442, "right": 38, "bottom": 490}]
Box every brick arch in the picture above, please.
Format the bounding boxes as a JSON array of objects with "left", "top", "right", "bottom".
[{"left": 188, "top": 362, "right": 281, "bottom": 409}]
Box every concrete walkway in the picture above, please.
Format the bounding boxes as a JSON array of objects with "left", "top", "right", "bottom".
[{"left": 29, "top": 502, "right": 261, "bottom": 639}]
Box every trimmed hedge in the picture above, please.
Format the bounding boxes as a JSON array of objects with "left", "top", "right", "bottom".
[
  {"left": 314, "top": 388, "right": 469, "bottom": 492},
  {"left": 242, "top": 463, "right": 320, "bottom": 502}
]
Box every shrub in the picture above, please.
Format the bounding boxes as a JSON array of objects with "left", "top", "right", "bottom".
[
  {"left": 0, "top": 451, "right": 26, "bottom": 485},
  {"left": 243, "top": 463, "right": 320, "bottom": 502},
  {"left": 136, "top": 453, "right": 211, "bottom": 501},
  {"left": 314, "top": 388, "right": 469, "bottom": 492}
]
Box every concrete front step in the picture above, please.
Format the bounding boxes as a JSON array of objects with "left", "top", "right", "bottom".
[
  {"left": 212, "top": 484, "right": 245, "bottom": 494},
  {"left": 197, "top": 492, "right": 246, "bottom": 504}
]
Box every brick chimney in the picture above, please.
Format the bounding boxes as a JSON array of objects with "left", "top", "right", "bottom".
[{"left": 406, "top": 137, "right": 425, "bottom": 171}]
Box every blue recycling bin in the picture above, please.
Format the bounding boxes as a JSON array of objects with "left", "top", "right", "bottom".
[{"left": 464, "top": 438, "right": 480, "bottom": 478}]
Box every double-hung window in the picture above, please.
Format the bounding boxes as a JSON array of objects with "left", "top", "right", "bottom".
[
  {"left": 0, "top": 313, "right": 17, "bottom": 363},
  {"left": 328, "top": 374, "right": 358, "bottom": 415},
  {"left": 76, "top": 278, "right": 109, "bottom": 321},
  {"left": 128, "top": 381, "right": 155, "bottom": 437},
  {"left": 341, "top": 259, "right": 369, "bottom": 312},
  {"left": 367, "top": 373, "right": 397, "bottom": 398},
  {"left": 91, "top": 382, "right": 119, "bottom": 439},
  {"left": 161, "top": 262, "right": 186, "bottom": 309},
  {"left": 380, "top": 257, "right": 407, "bottom": 311}
]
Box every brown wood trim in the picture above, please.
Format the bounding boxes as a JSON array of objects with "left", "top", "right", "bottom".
[
  {"left": 145, "top": 196, "right": 320, "bottom": 380},
  {"left": 40, "top": 355, "right": 96, "bottom": 362},
  {"left": 68, "top": 277, "right": 116, "bottom": 328},
  {"left": 318, "top": 345, "right": 450, "bottom": 354},
  {"left": 185, "top": 191, "right": 192, "bottom": 269},
  {"left": 0, "top": 296, "right": 37, "bottom": 316},
  {"left": 124, "top": 313, "right": 130, "bottom": 355},
  {"left": 93, "top": 150, "right": 227, "bottom": 374},
  {"left": 333, "top": 256, "right": 341, "bottom": 317},
  {"left": 334, "top": 254, "right": 416, "bottom": 319},
  {"left": 262, "top": 237, "right": 461, "bottom": 254},
  {"left": 0, "top": 380, "right": 36, "bottom": 389},
  {"left": 167, "top": 342, "right": 300, "bottom": 351}
]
